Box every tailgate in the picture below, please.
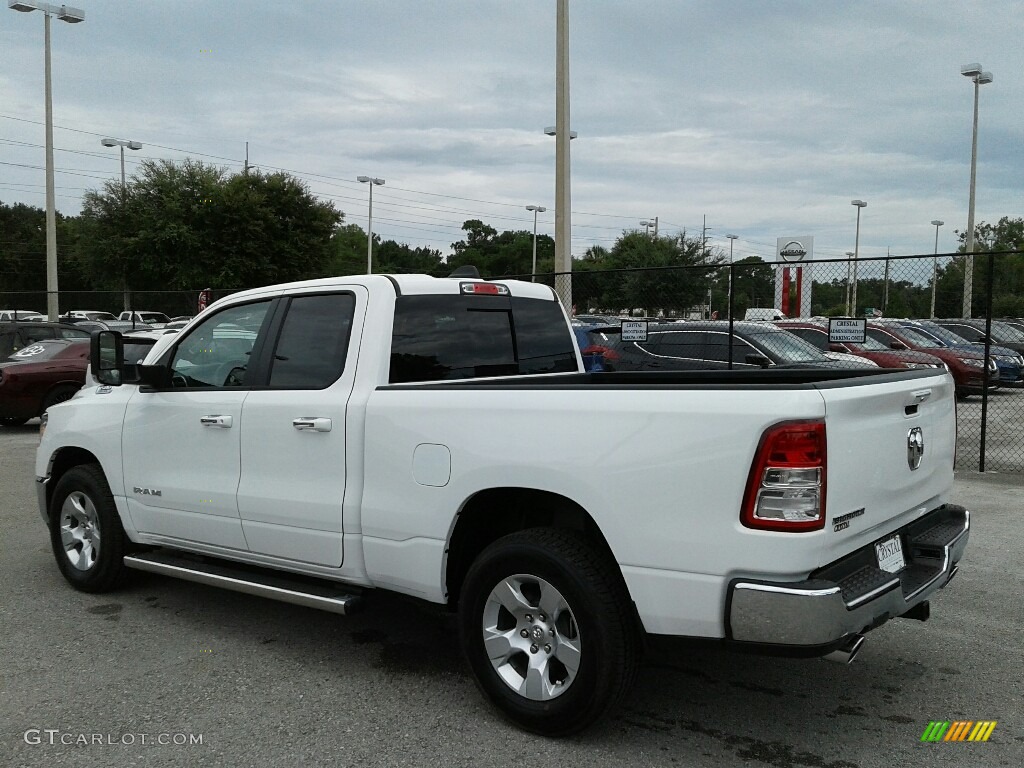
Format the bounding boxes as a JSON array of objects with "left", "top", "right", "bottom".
[{"left": 818, "top": 370, "right": 955, "bottom": 567}]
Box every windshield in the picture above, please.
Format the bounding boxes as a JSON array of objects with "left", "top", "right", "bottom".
[
  {"left": 746, "top": 327, "right": 827, "bottom": 362},
  {"left": 991, "top": 321, "right": 1024, "bottom": 342},
  {"left": 891, "top": 325, "right": 942, "bottom": 348},
  {"left": 912, "top": 322, "right": 966, "bottom": 346}
]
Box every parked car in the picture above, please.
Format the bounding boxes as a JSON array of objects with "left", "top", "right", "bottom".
[
  {"left": 62, "top": 310, "right": 119, "bottom": 322},
  {"left": 899, "top": 320, "right": 1023, "bottom": 387},
  {"left": 118, "top": 310, "right": 171, "bottom": 327},
  {"left": 866, "top": 321, "right": 997, "bottom": 397},
  {"left": 744, "top": 307, "right": 787, "bottom": 321},
  {"left": 59, "top": 315, "right": 140, "bottom": 333},
  {"left": 0, "top": 337, "right": 155, "bottom": 427},
  {"left": 773, "top": 319, "right": 947, "bottom": 370},
  {"left": 932, "top": 318, "right": 1024, "bottom": 357},
  {"left": 0, "top": 321, "right": 91, "bottom": 360},
  {"left": 0, "top": 310, "right": 46, "bottom": 322},
  {"left": 576, "top": 321, "right": 875, "bottom": 372}
]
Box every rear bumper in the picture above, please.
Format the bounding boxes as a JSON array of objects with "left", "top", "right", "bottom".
[{"left": 726, "top": 504, "right": 969, "bottom": 648}]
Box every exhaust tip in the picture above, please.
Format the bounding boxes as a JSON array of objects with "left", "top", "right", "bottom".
[{"left": 824, "top": 634, "right": 865, "bottom": 665}]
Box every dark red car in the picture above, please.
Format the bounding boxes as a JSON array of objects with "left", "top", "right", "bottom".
[
  {"left": 0, "top": 339, "right": 90, "bottom": 426},
  {"left": 773, "top": 320, "right": 947, "bottom": 370},
  {"left": 866, "top": 321, "right": 997, "bottom": 398}
]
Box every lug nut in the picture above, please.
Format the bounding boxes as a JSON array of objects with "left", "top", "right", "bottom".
[
  {"left": 544, "top": 644, "right": 551, "bottom": 653},
  {"left": 539, "top": 614, "right": 546, "bottom": 622},
  {"left": 530, "top": 644, "right": 539, "bottom": 654},
  {"left": 525, "top": 614, "right": 533, "bottom": 622},
  {"left": 549, "top": 629, "right": 555, "bottom": 637},
  {"left": 520, "top": 629, "right": 529, "bottom": 638}
]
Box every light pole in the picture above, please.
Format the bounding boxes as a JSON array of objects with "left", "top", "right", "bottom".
[
  {"left": 9, "top": 0, "right": 85, "bottom": 321},
  {"left": 844, "top": 252, "right": 854, "bottom": 315},
  {"left": 640, "top": 217, "right": 658, "bottom": 238},
  {"left": 100, "top": 137, "right": 142, "bottom": 188},
  {"left": 960, "top": 63, "right": 993, "bottom": 319},
  {"left": 553, "top": 0, "right": 572, "bottom": 312},
  {"left": 356, "top": 176, "right": 384, "bottom": 274},
  {"left": 726, "top": 234, "right": 738, "bottom": 318},
  {"left": 850, "top": 200, "right": 867, "bottom": 316},
  {"left": 930, "top": 220, "right": 944, "bottom": 318},
  {"left": 100, "top": 138, "right": 142, "bottom": 311},
  {"left": 525, "top": 205, "right": 546, "bottom": 281}
]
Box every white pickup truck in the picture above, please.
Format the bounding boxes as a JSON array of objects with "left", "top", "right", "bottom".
[{"left": 35, "top": 271, "right": 969, "bottom": 734}]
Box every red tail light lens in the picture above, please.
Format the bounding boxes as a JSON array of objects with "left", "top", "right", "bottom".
[
  {"left": 580, "top": 344, "right": 619, "bottom": 361},
  {"left": 741, "top": 420, "right": 826, "bottom": 532}
]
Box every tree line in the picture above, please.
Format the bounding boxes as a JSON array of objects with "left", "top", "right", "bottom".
[{"left": 1, "top": 159, "right": 1021, "bottom": 319}]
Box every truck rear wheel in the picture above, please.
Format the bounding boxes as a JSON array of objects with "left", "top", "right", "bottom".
[
  {"left": 49, "top": 464, "right": 129, "bottom": 593},
  {"left": 458, "top": 528, "right": 638, "bottom": 735}
]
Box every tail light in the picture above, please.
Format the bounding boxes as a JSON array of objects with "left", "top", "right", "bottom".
[
  {"left": 741, "top": 420, "right": 827, "bottom": 532},
  {"left": 580, "top": 344, "right": 619, "bottom": 361}
]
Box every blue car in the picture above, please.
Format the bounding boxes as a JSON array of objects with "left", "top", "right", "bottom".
[{"left": 898, "top": 320, "right": 1023, "bottom": 387}]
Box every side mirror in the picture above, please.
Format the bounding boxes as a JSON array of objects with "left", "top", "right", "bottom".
[
  {"left": 745, "top": 353, "right": 772, "bottom": 368},
  {"left": 90, "top": 330, "right": 123, "bottom": 386},
  {"left": 829, "top": 343, "right": 846, "bottom": 353}
]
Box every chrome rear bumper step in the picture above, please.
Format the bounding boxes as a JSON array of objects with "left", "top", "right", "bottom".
[{"left": 124, "top": 551, "right": 363, "bottom": 615}]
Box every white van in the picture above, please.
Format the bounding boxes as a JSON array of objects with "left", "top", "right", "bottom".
[{"left": 744, "top": 307, "right": 787, "bottom": 321}]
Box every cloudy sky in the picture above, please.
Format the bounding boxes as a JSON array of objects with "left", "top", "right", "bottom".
[{"left": 1, "top": 0, "right": 1021, "bottom": 267}]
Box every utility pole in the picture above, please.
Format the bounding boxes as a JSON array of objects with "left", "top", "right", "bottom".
[
  {"left": 553, "top": 0, "right": 572, "bottom": 312},
  {"left": 244, "top": 141, "right": 249, "bottom": 175},
  {"left": 882, "top": 247, "right": 891, "bottom": 315}
]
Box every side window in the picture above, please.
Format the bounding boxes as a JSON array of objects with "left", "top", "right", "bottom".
[
  {"left": 657, "top": 331, "right": 706, "bottom": 360},
  {"left": 59, "top": 327, "right": 90, "bottom": 340},
  {"left": 268, "top": 294, "right": 356, "bottom": 388},
  {"left": 24, "top": 325, "right": 56, "bottom": 344},
  {"left": 510, "top": 297, "right": 578, "bottom": 375},
  {"left": 169, "top": 301, "right": 270, "bottom": 388},
  {"left": 390, "top": 295, "right": 517, "bottom": 383}
]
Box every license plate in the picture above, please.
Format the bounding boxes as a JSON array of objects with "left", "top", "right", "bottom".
[{"left": 875, "top": 534, "right": 906, "bottom": 573}]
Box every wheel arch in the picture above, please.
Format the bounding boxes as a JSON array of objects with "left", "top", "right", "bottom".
[
  {"left": 44, "top": 446, "right": 103, "bottom": 519},
  {"left": 444, "top": 487, "right": 624, "bottom": 607}
]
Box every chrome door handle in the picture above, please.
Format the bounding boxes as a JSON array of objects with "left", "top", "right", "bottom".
[
  {"left": 293, "top": 417, "right": 332, "bottom": 432},
  {"left": 200, "top": 415, "right": 233, "bottom": 428}
]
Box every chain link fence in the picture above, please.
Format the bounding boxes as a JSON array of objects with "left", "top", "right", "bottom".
[{"left": 521, "top": 250, "right": 1024, "bottom": 473}]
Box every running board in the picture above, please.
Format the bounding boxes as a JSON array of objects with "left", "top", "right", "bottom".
[{"left": 124, "top": 551, "right": 364, "bottom": 615}]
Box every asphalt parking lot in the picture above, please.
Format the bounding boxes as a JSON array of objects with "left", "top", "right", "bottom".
[{"left": 1, "top": 424, "right": 1022, "bottom": 768}]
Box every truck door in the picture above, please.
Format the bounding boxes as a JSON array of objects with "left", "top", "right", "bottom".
[
  {"left": 122, "top": 300, "right": 273, "bottom": 550},
  {"left": 236, "top": 289, "right": 364, "bottom": 567}
]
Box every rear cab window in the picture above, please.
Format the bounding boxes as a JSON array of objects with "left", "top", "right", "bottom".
[{"left": 389, "top": 292, "right": 577, "bottom": 383}]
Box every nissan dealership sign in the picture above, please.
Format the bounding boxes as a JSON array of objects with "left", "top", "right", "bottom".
[{"left": 779, "top": 240, "right": 808, "bottom": 262}]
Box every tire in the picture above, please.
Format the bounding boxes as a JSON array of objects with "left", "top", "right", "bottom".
[
  {"left": 459, "top": 528, "right": 639, "bottom": 735},
  {"left": 42, "top": 384, "right": 80, "bottom": 413},
  {"left": 0, "top": 417, "right": 30, "bottom": 427},
  {"left": 49, "top": 464, "right": 129, "bottom": 593}
]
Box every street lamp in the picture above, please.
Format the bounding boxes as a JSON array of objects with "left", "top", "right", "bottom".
[
  {"left": 930, "top": 220, "right": 944, "bottom": 319},
  {"left": 850, "top": 200, "right": 867, "bottom": 316},
  {"left": 640, "top": 218, "right": 658, "bottom": 238},
  {"left": 525, "top": 205, "right": 547, "bottom": 281},
  {"left": 356, "top": 176, "right": 384, "bottom": 274},
  {"left": 100, "top": 137, "right": 142, "bottom": 188},
  {"left": 844, "top": 252, "right": 854, "bottom": 315},
  {"left": 100, "top": 138, "right": 142, "bottom": 312},
  {"left": 9, "top": 0, "right": 85, "bottom": 321},
  {"left": 960, "top": 63, "right": 993, "bottom": 319}
]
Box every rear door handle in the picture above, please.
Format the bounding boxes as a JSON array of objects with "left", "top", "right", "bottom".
[
  {"left": 200, "top": 415, "right": 233, "bottom": 428},
  {"left": 293, "top": 417, "right": 332, "bottom": 432}
]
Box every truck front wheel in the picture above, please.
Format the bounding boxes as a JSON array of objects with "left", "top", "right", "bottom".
[
  {"left": 49, "top": 464, "right": 129, "bottom": 593},
  {"left": 458, "top": 528, "right": 638, "bottom": 735}
]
